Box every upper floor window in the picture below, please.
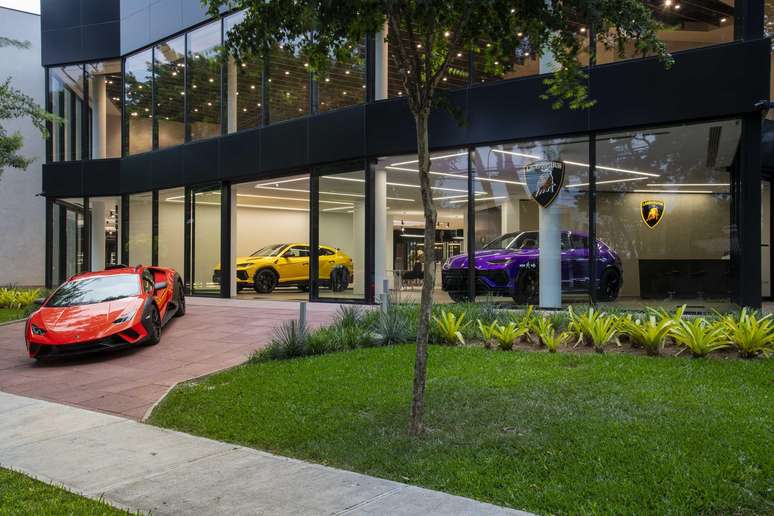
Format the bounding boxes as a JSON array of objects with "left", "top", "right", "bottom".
[
  {"left": 188, "top": 20, "right": 223, "bottom": 141},
  {"left": 49, "top": 65, "right": 84, "bottom": 162},
  {"left": 318, "top": 42, "right": 367, "bottom": 112},
  {"left": 224, "top": 10, "right": 264, "bottom": 133},
  {"left": 155, "top": 36, "right": 185, "bottom": 149},
  {"left": 267, "top": 40, "right": 310, "bottom": 123},
  {"left": 125, "top": 49, "right": 153, "bottom": 155},
  {"left": 86, "top": 60, "right": 122, "bottom": 159}
]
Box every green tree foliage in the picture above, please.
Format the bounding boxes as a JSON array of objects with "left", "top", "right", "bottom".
[
  {"left": 0, "top": 37, "right": 60, "bottom": 178},
  {"left": 203, "top": 0, "right": 671, "bottom": 435}
]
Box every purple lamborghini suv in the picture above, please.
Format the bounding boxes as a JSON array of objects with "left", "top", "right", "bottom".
[{"left": 441, "top": 230, "right": 622, "bottom": 303}]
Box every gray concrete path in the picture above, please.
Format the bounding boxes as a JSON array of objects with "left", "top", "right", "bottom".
[{"left": 0, "top": 392, "right": 528, "bottom": 515}]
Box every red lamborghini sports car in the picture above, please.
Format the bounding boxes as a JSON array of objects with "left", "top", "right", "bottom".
[{"left": 25, "top": 266, "right": 185, "bottom": 359}]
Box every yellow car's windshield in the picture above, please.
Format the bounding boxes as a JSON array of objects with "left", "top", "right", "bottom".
[{"left": 251, "top": 244, "right": 287, "bottom": 257}]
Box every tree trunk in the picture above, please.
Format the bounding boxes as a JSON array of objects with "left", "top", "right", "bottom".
[{"left": 409, "top": 108, "right": 436, "bottom": 437}]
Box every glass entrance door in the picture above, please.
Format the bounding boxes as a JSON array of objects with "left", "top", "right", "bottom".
[
  {"left": 189, "top": 185, "right": 222, "bottom": 296},
  {"left": 52, "top": 199, "right": 87, "bottom": 286}
]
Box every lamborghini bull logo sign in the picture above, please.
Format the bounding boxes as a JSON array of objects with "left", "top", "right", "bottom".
[
  {"left": 641, "top": 200, "right": 665, "bottom": 229},
  {"left": 522, "top": 160, "right": 565, "bottom": 208}
]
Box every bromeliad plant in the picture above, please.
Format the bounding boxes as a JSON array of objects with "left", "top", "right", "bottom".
[
  {"left": 432, "top": 310, "right": 468, "bottom": 346},
  {"left": 719, "top": 308, "right": 774, "bottom": 358},
  {"left": 618, "top": 314, "right": 675, "bottom": 356},
  {"left": 477, "top": 319, "right": 500, "bottom": 349},
  {"left": 672, "top": 317, "right": 730, "bottom": 358},
  {"left": 492, "top": 321, "right": 527, "bottom": 351},
  {"left": 0, "top": 288, "right": 41, "bottom": 311},
  {"left": 568, "top": 306, "right": 605, "bottom": 348},
  {"left": 532, "top": 316, "right": 570, "bottom": 353}
]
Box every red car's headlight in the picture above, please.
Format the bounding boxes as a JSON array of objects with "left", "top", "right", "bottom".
[{"left": 30, "top": 323, "right": 46, "bottom": 336}]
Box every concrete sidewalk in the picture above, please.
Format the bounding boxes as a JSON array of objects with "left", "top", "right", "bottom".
[{"left": 0, "top": 392, "right": 527, "bottom": 515}]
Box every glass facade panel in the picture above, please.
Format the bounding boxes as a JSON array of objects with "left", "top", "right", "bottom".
[
  {"left": 86, "top": 61, "right": 122, "bottom": 159},
  {"left": 49, "top": 65, "right": 84, "bottom": 161},
  {"left": 376, "top": 150, "right": 469, "bottom": 304},
  {"left": 190, "top": 185, "right": 221, "bottom": 295},
  {"left": 188, "top": 20, "right": 222, "bottom": 141},
  {"left": 317, "top": 168, "right": 366, "bottom": 299},
  {"left": 155, "top": 35, "right": 185, "bottom": 149},
  {"left": 158, "top": 187, "right": 185, "bottom": 274},
  {"left": 88, "top": 196, "right": 121, "bottom": 270},
  {"left": 472, "top": 138, "right": 589, "bottom": 306},
  {"left": 224, "top": 11, "right": 263, "bottom": 132},
  {"left": 596, "top": 1, "right": 736, "bottom": 64},
  {"left": 267, "top": 42, "right": 309, "bottom": 123},
  {"left": 51, "top": 198, "right": 87, "bottom": 285},
  {"left": 128, "top": 192, "right": 152, "bottom": 266},
  {"left": 595, "top": 119, "right": 739, "bottom": 310},
  {"left": 124, "top": 49, "right": 153, "bottom": 155},
  {"left": 318, "top": 43, "right": 367, "bottom": 112}
]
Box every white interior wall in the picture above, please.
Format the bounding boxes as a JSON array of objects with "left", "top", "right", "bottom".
[{"left": 158, "top": 200, "right": 185, "bottom": 273}]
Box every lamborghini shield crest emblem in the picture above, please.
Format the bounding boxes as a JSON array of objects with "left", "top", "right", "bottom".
[
  {"left": 641, "top": 200, "right": 665, "bottom": 229},
  {"left": 522, "top": 160, "right": 565, "bottom": 208}
]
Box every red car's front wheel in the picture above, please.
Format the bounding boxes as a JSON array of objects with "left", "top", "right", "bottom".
[{"left": 147, "top": 305, "right": 161, "bottom": 345}]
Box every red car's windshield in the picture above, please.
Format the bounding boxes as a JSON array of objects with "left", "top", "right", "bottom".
[{"left": 46, "top": 274, "right": 141, "bottom": 307}]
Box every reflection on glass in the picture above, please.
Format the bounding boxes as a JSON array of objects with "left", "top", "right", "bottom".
[
  {"left": 375, "top": 150, "right": 469, "bottom": 304},
  {"left": 472, "top": 138, "right": 590, "bottom": 306},
  {"left": 124, "top": 49, "right": 153, "bottom": 155},
  {"left": 128, "top": 192, "right": 152, "bottom": 266},
  {"left": 596, "top": 119, "right": 739, "bottom": 310},
  {"left": 52, "top": 198, "right": 87, "bottom": 284},
  {"left": 318, "top": 42, "right": 366, "bottom": 112},
  {"left": 188, "top": 20, "right": 222, "bottom": 141},
  {"left": 318, "top": 169, "right": 365, "bottom": 299},
  {"left": 155, "top": 36, "right": 185, "bottom": 149},
  {"left": 596, "top": 1, "right": 736, "bottom": 64},
  {"left": 268, "top": 42, "right": 309, "bottom": 123},
  {"left": 232, "top": 175, "right": 310, "bottom": 299},
  {"left": 86, "top": 61, "right": 122, "bottom": 159},
  {"left": 49, "top": 66, "right": 84, "bottom": 161},
  {"left": 225, "top": 10, "right": 263, "bottom": 132},
  {"left": 47, "top": 274, "right": 140, "bottom": 307},
  {"left": 190, "top": 186, "right": 221, "bottom": 295},
  {"left": 158, "top": 187, "right": 185, "bottom": 274},
  {"left": 88, "top": 196, "right": 121, "bottom": 270}
]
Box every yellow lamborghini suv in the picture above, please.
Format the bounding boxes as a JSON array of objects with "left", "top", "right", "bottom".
[{"left": 213, "top": 243, "right": 353, "bottom": 294}]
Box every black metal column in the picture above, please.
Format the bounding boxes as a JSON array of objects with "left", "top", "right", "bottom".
[
  {"left": 588, "top": 133, "right": 597, "bottom": 304},
  {"left": 83, "top": 195, "right": 91, "bottom": 272},
  {"left": 151, "top": 190, "right": 159, "bottom": 265},
  {"left": 44, "top": 198, "right": 53, "bottom": 289},
  {"left": 183, "top": 187, "right": 192, "bottom": 293},
  {"left": 121, "top": 194, "right": 129, "bottom": 265},
  {"left": 365, "top": 159, "right": 376, "bottom": 303},
  {"left": 467, "top": 146, "right": 476, "bottom": 301},
  {"left": 735, "top": 114, "right": 762, "bottom": 308},
  {"left": 309, "top": 170, "right": 320, "bottom": 299},
  {"left": 220, "top": 182, "right": 231, "bottom": 298}
]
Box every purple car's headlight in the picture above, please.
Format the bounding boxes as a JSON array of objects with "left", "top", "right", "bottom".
[{"left": 486, "top": 258, "right": 513, "bottom": 265}]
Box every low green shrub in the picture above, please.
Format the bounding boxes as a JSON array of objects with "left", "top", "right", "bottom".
[
  {"left": 0, "top": 288, "right": 41, "bottom": 311},
  {"left": 568, "top": 306, "right": 605, "bottom": 347},
  {"left": 672, "top": 318, "right": 730, "bottom": 358},
  {"left": 719, "top": 308, "right": 774, "bottom": 358},
  {"left": 532, "top": 316, "right": 571, "bottom": 353},
  {"left": 251, "top": 320, "right": 309, "bottom": 362},
  {"left": 432, "top": 310, "right": 468, "bottom": 345},
  {"left": 477, "top": 319, "right": 499, "bottom": 349},
  {"left": 492, "top": 321, "right": 527, "bottom": 351},
  {"left": 618, "top": 314, "right": 675, "bottom": 356},
  {"left": 372, "top": 306, "right": 413, "bottom": 346}
]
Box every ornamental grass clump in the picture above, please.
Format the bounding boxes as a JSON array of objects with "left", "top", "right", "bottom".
[
  {"left": 618, "top": 314, "right": 674, "bottom": 356},
  {"left": 492, "top": 321, "right": 527, "bottom": 351},
  {"left": 432, "top": 310, "right": 468, "bottom": 346},
  {"left": 671, "top": 317, "right": 729, "bottom": 358},
  {"left": 372, "top": 306, "right": 413, "bottom": 346},
  {"left": 719, "top": 308, "right": 774, "bottom": 358},
  {"left": 252, "top": 319, "right": 309, "bottom": 362},
  {"left": 477, "top": 319, "right": 499, "bottom": 349},
  {"left": 0, "top": 288, "right": 40, "bottom": 310},
  {"left": 568, "top": 306, "right": 605, "bottom": 348}
]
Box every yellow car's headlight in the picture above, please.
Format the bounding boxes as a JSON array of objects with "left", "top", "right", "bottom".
[{"left": 237, "top": 263, "right": 251, "bottom": 268}]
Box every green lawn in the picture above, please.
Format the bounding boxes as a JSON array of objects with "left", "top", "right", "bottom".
[
  {"left": 150, "top": 346, "right": 774, "bottom": 515},
  {"left": 0, "top": 468, "right": 127, "bottom": 515},
  {"left": 0, "top": 308, "right": 26, "bottom": 324}
]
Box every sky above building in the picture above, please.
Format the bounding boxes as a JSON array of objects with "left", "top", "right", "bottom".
[{"left": 0, "top": 0, "right": 39, "bottom": 14}]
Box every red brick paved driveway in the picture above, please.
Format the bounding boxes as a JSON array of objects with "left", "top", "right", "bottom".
[{"left": 0, "top": 298, "right": 339, "bottom": 420}]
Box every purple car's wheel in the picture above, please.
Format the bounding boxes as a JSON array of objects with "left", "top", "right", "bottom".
[{"left": 514, "top": 271, "right": 539, "bottom": 305}]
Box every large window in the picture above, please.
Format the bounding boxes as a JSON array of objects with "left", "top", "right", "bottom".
[
  {"left": 188, "top": 20, "right": 222, "bottom": 141},
  {"left": 52, "top": 198, "right": 87, "bottom": 284},
  {"left": 124, "top": 49, "right": 153, "bottom": 155},
  {"left": 267, "top": 42, "right": 309, "bottom": 123},
  {"left": 155, "top": 35, "right": 185, "bottom": 149},
  {"left": 597, "top": 1, "right": 736, "bottom": 64},
  {"left": 595, "top": 119, "right": 739, "bottom": 310},
  {"left": 224, "top": 11, "right": 263, "bottom": 132},
  {"left": 86, "top": 61, "right": 122, "bottom": 159},
  {"left": 49, "top": 66, "right": 84, "bottom": 161},
  {"left": 128, "top": 192, "right": 152, "bottom": 266},
  {"left": 376, "top": 150, "right": 469, "bottom": 304},
  {"left": 472, "top": 138, "right": 590, "bottom": 306},
  {"left": 190, "top": 185, "right": 221, "bottom": 295},
  {"left": 318, "top": 43, "right": 367, "bottom": 112}
]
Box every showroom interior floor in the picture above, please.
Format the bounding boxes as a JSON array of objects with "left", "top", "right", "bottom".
[{"left": 0, "top": 298, "right": 340, "bottom": 420}]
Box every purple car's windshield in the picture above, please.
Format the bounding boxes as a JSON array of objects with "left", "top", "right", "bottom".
[
  {"left": 46, "top": 274, "right": 141, "bottom": 307},
  {"left": 483, "top": 232, "right": 539, "bottom": 251}
]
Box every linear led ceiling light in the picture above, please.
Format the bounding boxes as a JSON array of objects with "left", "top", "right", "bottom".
[
  {"left": 632, "top": 189, "right": 715, "bottom": 194},
  {"left": 645, "top": 183, "right": 730, "bottom": 187},
  {"left": 388, "top": 151, "right": 469, "bottom": 167},
  {"left": 386, "top": 165, "right": 526, "bottom": 186},
  {"left": 566, "top": 177, "right": 649, "bottom": 188},
  {"left": 491, "top": 149, "right": 659, "bottom": 177}
]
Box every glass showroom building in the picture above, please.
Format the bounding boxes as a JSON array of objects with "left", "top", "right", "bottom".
[{"left": 40, "top": 0, "right": 774, "bottom": 309}]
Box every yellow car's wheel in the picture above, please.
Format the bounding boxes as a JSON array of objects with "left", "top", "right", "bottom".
[
  {"left": 330, "top": 267, "right": 349, "bottom": 292},
  {"left": 253, "top": 269, "right": 278, "bottom": 294}
]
